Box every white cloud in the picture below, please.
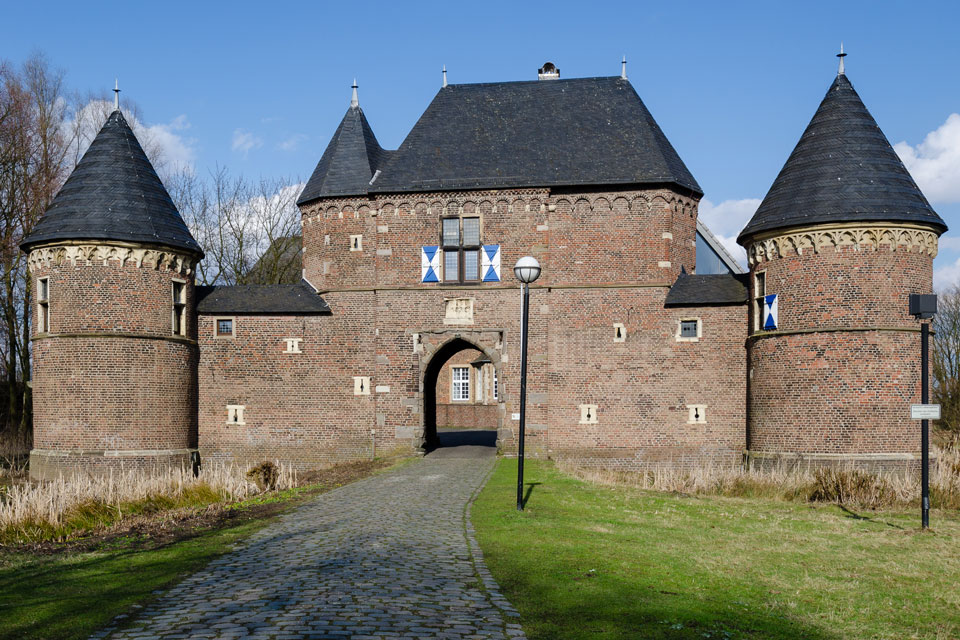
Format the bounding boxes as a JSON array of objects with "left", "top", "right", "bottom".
[
  {"left": 232, "top": 129, "right": 263, "bottom": 156},
  {"left": 278, "top": 134, "right": 307, "bottom": 152},
  {"left": 894, "top": 113, "right": 960, "bottom": 203},
  {"left": 697, "top": 197, "right": 761, "bottom": 267},
  {"left": 935, "top": 255, "right": 960, "bottom": 291},
  {"left": 64, "top": 100, "right": 196, "bottom": 179},
  {"left": 937, "top": 235, "right": 960, "bottom": 251}
]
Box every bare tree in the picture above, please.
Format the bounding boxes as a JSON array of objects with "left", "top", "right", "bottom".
[
  {"left": 0, "top": 53, "right": 72, "bottom": 440},
  {"left": 170, "top": 168, "right": 303, "bottom": 286},
  {"left": 933, "top": 283, "right": 960, "bottom": 434}
]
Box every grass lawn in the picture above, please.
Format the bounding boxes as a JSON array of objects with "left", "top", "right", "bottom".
[{"left": 471, "top": 459, "right": 960, "bottom": 640}]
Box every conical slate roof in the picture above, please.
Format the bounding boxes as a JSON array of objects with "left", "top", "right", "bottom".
[
  {"left": 738, "top": 73, "right": 946, "bottom": 244},
  {"left": 296, "top": 105, "right": 389, "bottom": 204},
  {"left": 21, "top": 110, "right": 202, "bottom": 256}
]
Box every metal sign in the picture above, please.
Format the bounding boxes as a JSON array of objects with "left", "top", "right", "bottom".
[{"left": 911, "top": 404, "right": 941, "bottom": 420}]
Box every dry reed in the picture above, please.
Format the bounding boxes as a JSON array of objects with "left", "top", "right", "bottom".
[
  {"left": 0, "top": 462, "right": 296, "bottom": 542},
  {"left": 559, "top": 444, "right": 960, "bottom": 511}
]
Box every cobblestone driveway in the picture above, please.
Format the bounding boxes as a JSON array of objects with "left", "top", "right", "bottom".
[{"left": 96, "top": 446, "right": 524, "bottom": 639}]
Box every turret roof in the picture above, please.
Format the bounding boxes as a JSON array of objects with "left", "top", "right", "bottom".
[
  {"left": 21, "top": 110, "right": 202, "bottom": 256},
  {"left": 296, "top": 104, "right": 389, "bottom": 204},
  {"left": 738, "top": 73, "right": 946, "bottom": 243}
]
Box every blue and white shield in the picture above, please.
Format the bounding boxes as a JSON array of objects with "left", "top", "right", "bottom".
[
  {"left": 421, "top": 245, "right": 440, "bottom": 283},
  {"left": 481, "top": 245, "right": 501, "bottom": 282},
  {"left": 762, "top": 293, "right": 778, "bottom": 330}
]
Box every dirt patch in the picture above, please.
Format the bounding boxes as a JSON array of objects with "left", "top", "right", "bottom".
[{"left": 5, "top": 457, "right": 395, "bottom": 557}]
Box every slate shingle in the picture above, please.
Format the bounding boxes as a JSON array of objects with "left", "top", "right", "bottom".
[
  {"left": 195, "top": 282, "right": 330, "bottom": 315},
  {"left": 738, "top": 73, "right": 946, "bottom": 243},
  {"left": 21, "top": 111, "right": 203, "bottom": 256},
  {"left": 298, "top": 76, "right": 700, "bottom": 203},
  {"left": 664, "top": 272, "right": 749, "bottom": 307},
  {"left": 297, "top": 106, "right": 389, "bottom": 204}
]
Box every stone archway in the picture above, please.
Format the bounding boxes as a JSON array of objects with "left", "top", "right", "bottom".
[{"left": 417, "top": 331, "right": 505, "bottom": 451}]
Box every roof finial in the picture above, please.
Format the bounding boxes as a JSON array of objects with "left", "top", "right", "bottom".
[
  {"left": 621, "top": 55, "right": 627, "bottom": 80},
  {"left": 442, "top": 65, "right": 448, "bottom": 88},
  {"left": 350, "top": 79, "right": 359, "bottom": 108},
  {"left": 837, "top": 42, "right": 847, "bottom": 76},
  {"left": 113, "top": 78, "right": 120, "bottom": 111}
]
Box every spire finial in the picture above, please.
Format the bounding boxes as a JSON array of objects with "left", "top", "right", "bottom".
[
  {"left": 113, "top": 78, "right": 120, "bottom": 111},
  {"left": 837, "top": 42, "right": 847, "bottom": 76},
  {"left": 350, "top": 79, "right": 358, "bottom": 108},
  {"left": 621, "top": 55, "right": 627, "bottom": 80},
  {"left": 442, "top": 65, "right": 448, "bottom": 88}
]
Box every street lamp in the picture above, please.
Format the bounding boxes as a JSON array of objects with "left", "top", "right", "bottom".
[
  {"left": 514, "top": 256, "right": 541, "bottom": 511},
  {"left": 909, "top": 293, "right": 938, "bottom": 529}
]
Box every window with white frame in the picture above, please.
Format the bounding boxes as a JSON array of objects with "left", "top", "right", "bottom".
[
  {"left": 753, "top": 271, "right": 766, "bottom": 333},
  {"left": 37, "top": 277, "right": 50, "bottom": 333},
  {"left": 216, "top": 318, "right": 234, "bottom": 338},
  {"left": 451, "top": 366, "right": 470, "bottom": 402},
  {"left": 172, "top": 281, "right": 186, "bottom": 336}
]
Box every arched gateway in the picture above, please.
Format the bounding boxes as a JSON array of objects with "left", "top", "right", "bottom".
[{"left": 417, "top": 332, "right": 505, "bottom": 451}]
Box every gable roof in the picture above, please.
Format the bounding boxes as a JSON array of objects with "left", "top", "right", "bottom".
[
  {"left": 297, "top": 105, "right": 389, "bottom": 204},
  {"left": 738, "top": 73, "right": 946, "bottom": 244},
  {"left": 664, "top": 271, "right": 749, "bottom": 307},
  {"left": 21, "top": 110, "right": 202, "bottom": 256},
  {"left": 196, "top": 282, "right": 330, "bottom": 315},
  {"left": 298, "top": 76, "right": 700, "bottom": 203}
]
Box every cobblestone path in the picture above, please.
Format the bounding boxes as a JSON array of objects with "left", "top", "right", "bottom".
[{"left": 96, "top": 449, "right": 525, "bottom": 640}]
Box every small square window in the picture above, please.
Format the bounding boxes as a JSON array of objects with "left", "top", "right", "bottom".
[
  {"left": 676, "top": 318, "right": 701, "bottom": 342},
  {"left": 284, "top": 338, "right": 302, "bottom": 354},
  {"left": 349, "top": 234, "right": 363, "bottom": 251},
  {"left": 216, "top": 318, "right": 234, "bottom": 337},
  {"left": 227, "top": 405, "right": 245, "bottom": 424}
]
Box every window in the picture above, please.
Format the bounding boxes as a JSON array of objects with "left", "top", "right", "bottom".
[
  {"left": 284, "top": 338, "right": 302, "bottom": 354},
  {"left": 37, "top": 277, "right": 50, "bottom": 333},
  {"left": 442, "top": 217, "right": 481, "bottom": 283},
  {"left": 676, "top": 318, "right": 701, "bottom": 342},
  {"left": 452, "top": 366, "right": 470, "bottom": 401},
  {"left": 754, "top": 271, "right": 766, "bottom": 332},
  {"left": 493, "top": 369, "right": 499, "bottom": 400},
  {"left": 349, "top": 234, "right": 362, "bottom": 251},
  {"left": 172, "top": 281, "right": 186, "bottom": 336},
  {"left": 226, "top": 405, "right": 245, "bottom": 424},
  {"left": 216, "top": 318, "right": 234, "bottom": 337}
]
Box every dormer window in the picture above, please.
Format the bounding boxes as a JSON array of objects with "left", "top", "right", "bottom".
[{"left": 442, "top": 217, "right": 481, "bottom": 283}]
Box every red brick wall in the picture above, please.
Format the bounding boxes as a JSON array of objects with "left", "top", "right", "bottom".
[
  {"left": 746, "top": 231, "right": 935, "bottom": 465},
  {"left": 28, "top": 247, "right": 197, "bottom": 479},
  {"left": 290, "top": 187, "right": 745, "bottom": 469}
]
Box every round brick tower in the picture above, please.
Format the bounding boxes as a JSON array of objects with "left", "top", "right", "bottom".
[
  {"left": 737, "top": 65, "right": 946, "bottom": 472},
  {"left": 22, "top": 108, "right": 204, "bottom": 480}
]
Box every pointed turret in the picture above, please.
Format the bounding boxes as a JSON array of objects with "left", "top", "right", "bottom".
[
  {"left": 297, "top": 83, "right": 389, "bottom": 205},
  {"left": 738, "top": 72, "right": 946, "bottom": 244},
  {"left": 21, "top": 110, "right": 202, "bottom": 256}
]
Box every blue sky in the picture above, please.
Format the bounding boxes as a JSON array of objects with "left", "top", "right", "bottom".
[{"left": 6, "top": 0, "right": 960, "bottom": 284}]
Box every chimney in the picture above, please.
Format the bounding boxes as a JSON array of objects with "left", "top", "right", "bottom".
[{"left": 537, "top": 62, "right": 560, "bottom": 80}]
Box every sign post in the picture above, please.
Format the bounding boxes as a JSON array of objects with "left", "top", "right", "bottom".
[{"left": 909, "top": 293, "right": 937, "bottom": 529}]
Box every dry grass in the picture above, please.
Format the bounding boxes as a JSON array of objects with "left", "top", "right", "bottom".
[
  {"left": 559, "top": 444, "right": 960, "bottom": 511},
  {"left": 0, "top": 462, "right": 297, "bottom": 544}
]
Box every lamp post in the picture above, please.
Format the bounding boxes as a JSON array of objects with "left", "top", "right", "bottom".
[
  {"left": 514, "top": 256, "right": 541, "bottom": 511},
  {"left": 909, "top": 293, "right": 937, "bottom": 529}
]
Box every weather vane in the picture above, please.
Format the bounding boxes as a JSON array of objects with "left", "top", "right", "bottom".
[
  {"left": 837, "top": 42, "right": 847, "bottom": 75},
  {"left": 113, "top": 78, "right": 120, "bottom": 110}
]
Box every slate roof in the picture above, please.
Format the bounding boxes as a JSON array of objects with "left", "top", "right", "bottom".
[
  {"left": 297, "top": 76, "right": 700, "bottom": 203},
  {"left": 297, "top": 105, "right": 390, "bottom": 204},
  {"left": 21, "top": 110, "right": 203, "bottom": 256},
  {"left": 196, "top": 282, "right": 330, "bottom": 315},
  {"left": 738, "top": 73, "right": 946, "bottom": 243},
  {"left": 664, "top": 271, "right": 749, "bottom": 307}
]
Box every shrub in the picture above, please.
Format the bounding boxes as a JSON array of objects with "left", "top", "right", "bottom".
[
  {"left": 245, "top": 461, "right": 280, "bottom": 491},
  {"left": 808, "top": 468, "right": 896, "bottom": 509}
]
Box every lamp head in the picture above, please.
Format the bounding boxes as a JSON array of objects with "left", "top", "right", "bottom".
[{"left": 514, "top": 256, "right": 542, "bottom": 284}]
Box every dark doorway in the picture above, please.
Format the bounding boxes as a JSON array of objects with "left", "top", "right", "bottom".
[{"left": 422, "top": 337, "right": 499, "bottom": 453}]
